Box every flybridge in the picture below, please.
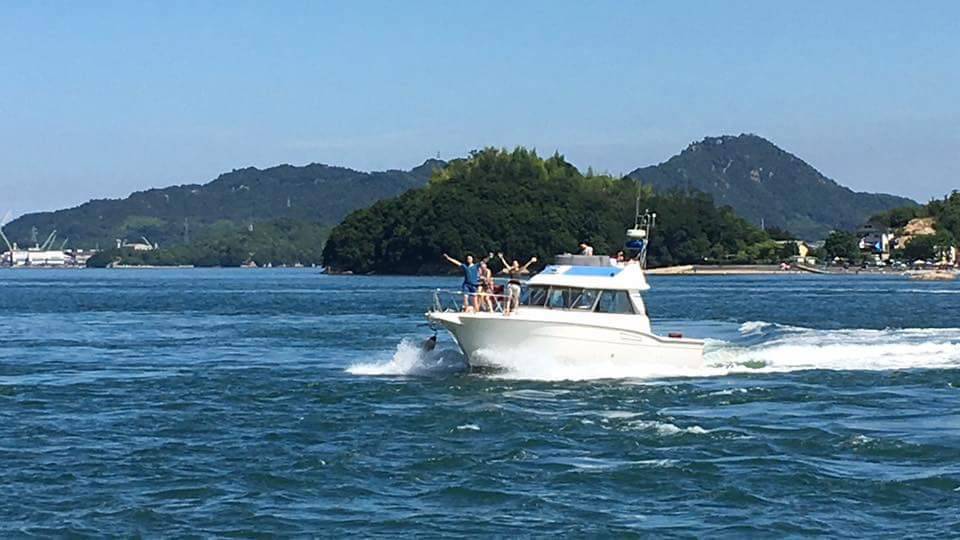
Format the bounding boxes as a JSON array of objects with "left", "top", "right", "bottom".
[
  {"left": 550, "top": 266, "right": 622, "bottom": 277},
  {"left": 528, "top": 206, "right": 656, "bottom": 291},
  {"left": 529, "top": 260, "right": 650, "bottom": 291}
]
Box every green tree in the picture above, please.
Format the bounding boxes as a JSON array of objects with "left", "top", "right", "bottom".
[
  {"left": 823, "top": 231, "right": 861, "bottom": 263},
  {"left": 902, "top": 231, "right": 955, "bottom": 262},
  {"left": 323, "top": 147, "right": 774, "bottom": 274},
  {"left": 778, "top": 241, "right": 800, "bottom": 260},
  {"left": 765, "top": 226, "right": 795, "bottom": 241}
]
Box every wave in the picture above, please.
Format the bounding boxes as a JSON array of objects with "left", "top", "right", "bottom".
[
  {"left": 350, "top": 323, "right": 960, "bottom": 381},
  {"left": 346, "top": 338, "right": 466, "bottom": 376},
  {"left": 710, "top": 322, "right": 960, "bottom": 374}
]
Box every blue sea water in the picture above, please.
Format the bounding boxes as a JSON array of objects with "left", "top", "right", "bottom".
[{"left": 1, "top": 269, "right": 959, "bottom": 537}]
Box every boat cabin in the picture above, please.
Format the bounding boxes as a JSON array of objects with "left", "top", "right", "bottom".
[{"left": 522, "top": 255, "right": 650, "bottom": 316}]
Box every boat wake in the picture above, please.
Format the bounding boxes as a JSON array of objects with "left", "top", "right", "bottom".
[
  {"left": 709, "top": 321, "right": 960, "bottom": 374},
  {"left": 350, "top": 323, "right": 960, "bottom": 381},
  {"left": 346, "top": 338, "right": 466, "bottom": 376}
]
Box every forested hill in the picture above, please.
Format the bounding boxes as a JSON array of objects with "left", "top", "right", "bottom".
[
  {"left": 4, "top": 159, "right": 444, "bottom": 248},
  {"left": 323, "top": 147, "right": 788, "bottom": 274},
  {"left": 628, "top": 134, "right": 916, "bottom": 239}
]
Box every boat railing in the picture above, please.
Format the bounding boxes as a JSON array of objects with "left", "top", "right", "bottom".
[{"left": 431, "top": 288, "right": 515, "bottom": 314}]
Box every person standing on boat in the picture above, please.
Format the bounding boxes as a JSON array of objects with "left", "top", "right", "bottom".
[
  {"left": 579, "top": 242, "right": 594, "bottom": 256},
  {"left": 497, "top": 253, "right": 537, "bottom": 315},
  {"left": 443, "top": 253, "right": 479, "bottom": 312},
  {"left": 478, "top": 260, "right": 497, "bottom": 312}
]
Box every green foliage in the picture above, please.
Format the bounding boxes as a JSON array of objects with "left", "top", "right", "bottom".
[
  {"left": 628, "top": 134, "right": 916, "bottom": 239},
  {"left": 86, "top": 219, "right": 329, "bottom": 267},
  {"left": 901, "top": 230, "right": 955, "bottom": 262},
  {"left": 823, "top": 231, "right": 862, "bottom": 262},
  {"left": 765, "top": 226, "right": 795, "bottom": 241},
  {"left": 778, "top": 241, "right": 800, "bottom": 259},
  {"left": 927, "top": 191, "right": 960, "bottom": 241},
  {"left": 869, "top": 205, "right": 927, "bottom": 229},
  {"left": 323, "top": 147, "right": 775, "bottom": 274}
]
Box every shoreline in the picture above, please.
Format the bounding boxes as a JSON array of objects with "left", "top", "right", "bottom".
[
  {"left": 0, "top": 264, "right": 935, "bottom": 278},
  {"left": 646, "top": 264, "right": 912, "bottom": 276}
]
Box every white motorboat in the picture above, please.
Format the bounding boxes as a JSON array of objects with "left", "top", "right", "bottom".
[{"left": 426, "top": 211, "right": 705, "bottom": 370}]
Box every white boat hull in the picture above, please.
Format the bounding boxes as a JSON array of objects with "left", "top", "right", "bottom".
[{"left": 427, "top": 311, "right": 704, "bottom": 370}]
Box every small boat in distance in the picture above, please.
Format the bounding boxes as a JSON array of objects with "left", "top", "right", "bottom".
[{"left": 426, "top": 210, "right": 705, "bottom": 371}]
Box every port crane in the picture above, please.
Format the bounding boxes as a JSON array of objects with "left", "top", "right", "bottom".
[
  {"left": 0, "top": 228, "right": 13, "bottom": 266},
  {"left": 0, "top": 211, "right": 14, "bottom": 266}
]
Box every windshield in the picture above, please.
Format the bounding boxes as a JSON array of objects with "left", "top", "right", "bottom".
[
  {"left": 571, "top": 289, "right": 599, "bottom": 310},
  {"left": 522, "top": 285, "right": 549, "bottom": 306},
  {"left": 522, "top": 286, "right": 635, "bottom": 314},
  {"left": 595, "top": 290, "right": 634, "bottom": 314}
]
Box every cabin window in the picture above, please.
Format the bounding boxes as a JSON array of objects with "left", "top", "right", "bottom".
[
  {"left": 547, "top": 287, "right": 597, "bottom": 310},
  {"left": 546, "top": 288, "right": 565, "bottom": 308},
  {"left": 595, "top": 290, "right": 634, "bottom": 314},
  {"left": 547, "top": 287, "right": 589, "bottom": 309},
  {"left": 523, "top": 285, "right": 548, "bottom": 306},
  {"left": 570, "top": 289, "right": 600, "bottom": 310}
]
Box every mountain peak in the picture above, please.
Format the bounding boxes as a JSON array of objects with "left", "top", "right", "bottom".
[
  {"left": 682, "top": 133, "right": 782, "bottom": 155},
  {"left": 410, "top": 158, "right": 447, "bottom": 179},
  {"left": 630, "top": 134, "right": 915, "bottom": 239}
]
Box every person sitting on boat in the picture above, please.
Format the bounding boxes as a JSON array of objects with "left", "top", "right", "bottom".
[
  {"left": 578, "top": 242, "right": 594, "bottom": 256},
  {"left": 497, "top": 253, "right": 537, "bottom": 315},
  {"left": 443, "top": 253, "right": 480, "bottom": 311}
]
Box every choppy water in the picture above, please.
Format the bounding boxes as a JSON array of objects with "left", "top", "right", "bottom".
[{"left": 2, "top": 270, "right": 959, "bottom": 536}]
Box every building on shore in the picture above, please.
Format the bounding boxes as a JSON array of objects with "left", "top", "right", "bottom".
[
  {"left": 116, "top": 238, "right": 157, "bottom": 251},
  {"left": 856, "top": 223, "right": 896, "bottom": 262}
]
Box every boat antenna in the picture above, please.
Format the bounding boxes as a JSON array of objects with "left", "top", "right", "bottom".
[
  {"left": 634, "top": 188, "right": 642, "bottom": 230},
  {"left": 626, "top": 184, "right": 656, "bottom": 269},
  {"left": 638, "top": 210, "right": 656, "bottom": 268}
]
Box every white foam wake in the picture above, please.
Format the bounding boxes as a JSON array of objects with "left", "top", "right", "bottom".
[
  {"left": 712, "top": 324, "right": 960, "bottom": 374},
  {"left": 346, "top": 338, "right": 465, "bottom": 376}
]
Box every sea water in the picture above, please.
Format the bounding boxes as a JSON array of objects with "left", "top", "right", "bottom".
[{"left": 1, "top": 270, "right": 958, "bottom": 536}]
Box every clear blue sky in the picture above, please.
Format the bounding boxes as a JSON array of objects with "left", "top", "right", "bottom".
[{"left": 1, "top": 1, "right": 957, "bottom": 219}]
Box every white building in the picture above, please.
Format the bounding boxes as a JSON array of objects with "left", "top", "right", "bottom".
[{"left": 4, "top": 248, "right": 67, "bottom": 266}]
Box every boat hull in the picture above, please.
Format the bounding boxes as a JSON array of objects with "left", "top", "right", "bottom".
[{"left": 427, "top": 311, "right": 704, "bottom": 370}]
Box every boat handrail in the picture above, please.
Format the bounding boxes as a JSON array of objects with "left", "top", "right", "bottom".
[{"left": 431, "top": 288, "right": 515, "bottom": 314}]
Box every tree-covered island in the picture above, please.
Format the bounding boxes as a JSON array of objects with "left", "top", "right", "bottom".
[{"left": 322, "top": 147, "right": 794, "bottom": 274}]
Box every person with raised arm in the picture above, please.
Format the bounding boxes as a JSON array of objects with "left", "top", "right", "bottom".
[
  {"left": 443, "top": 253, "right": 480, "bottom": 312},
  {"left": 497, "top": 252, "right": 538, "bottom": 315}
]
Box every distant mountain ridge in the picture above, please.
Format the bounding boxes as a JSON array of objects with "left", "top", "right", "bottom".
[
  {"left": 4, "top": 159, "right": 444, "bottom": 248},
  {"left": 628, "top": 134, "right": 916, "bottom": 239},
  {"left": 4, "top": 135, "right": 916, "bottom": 249}
]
